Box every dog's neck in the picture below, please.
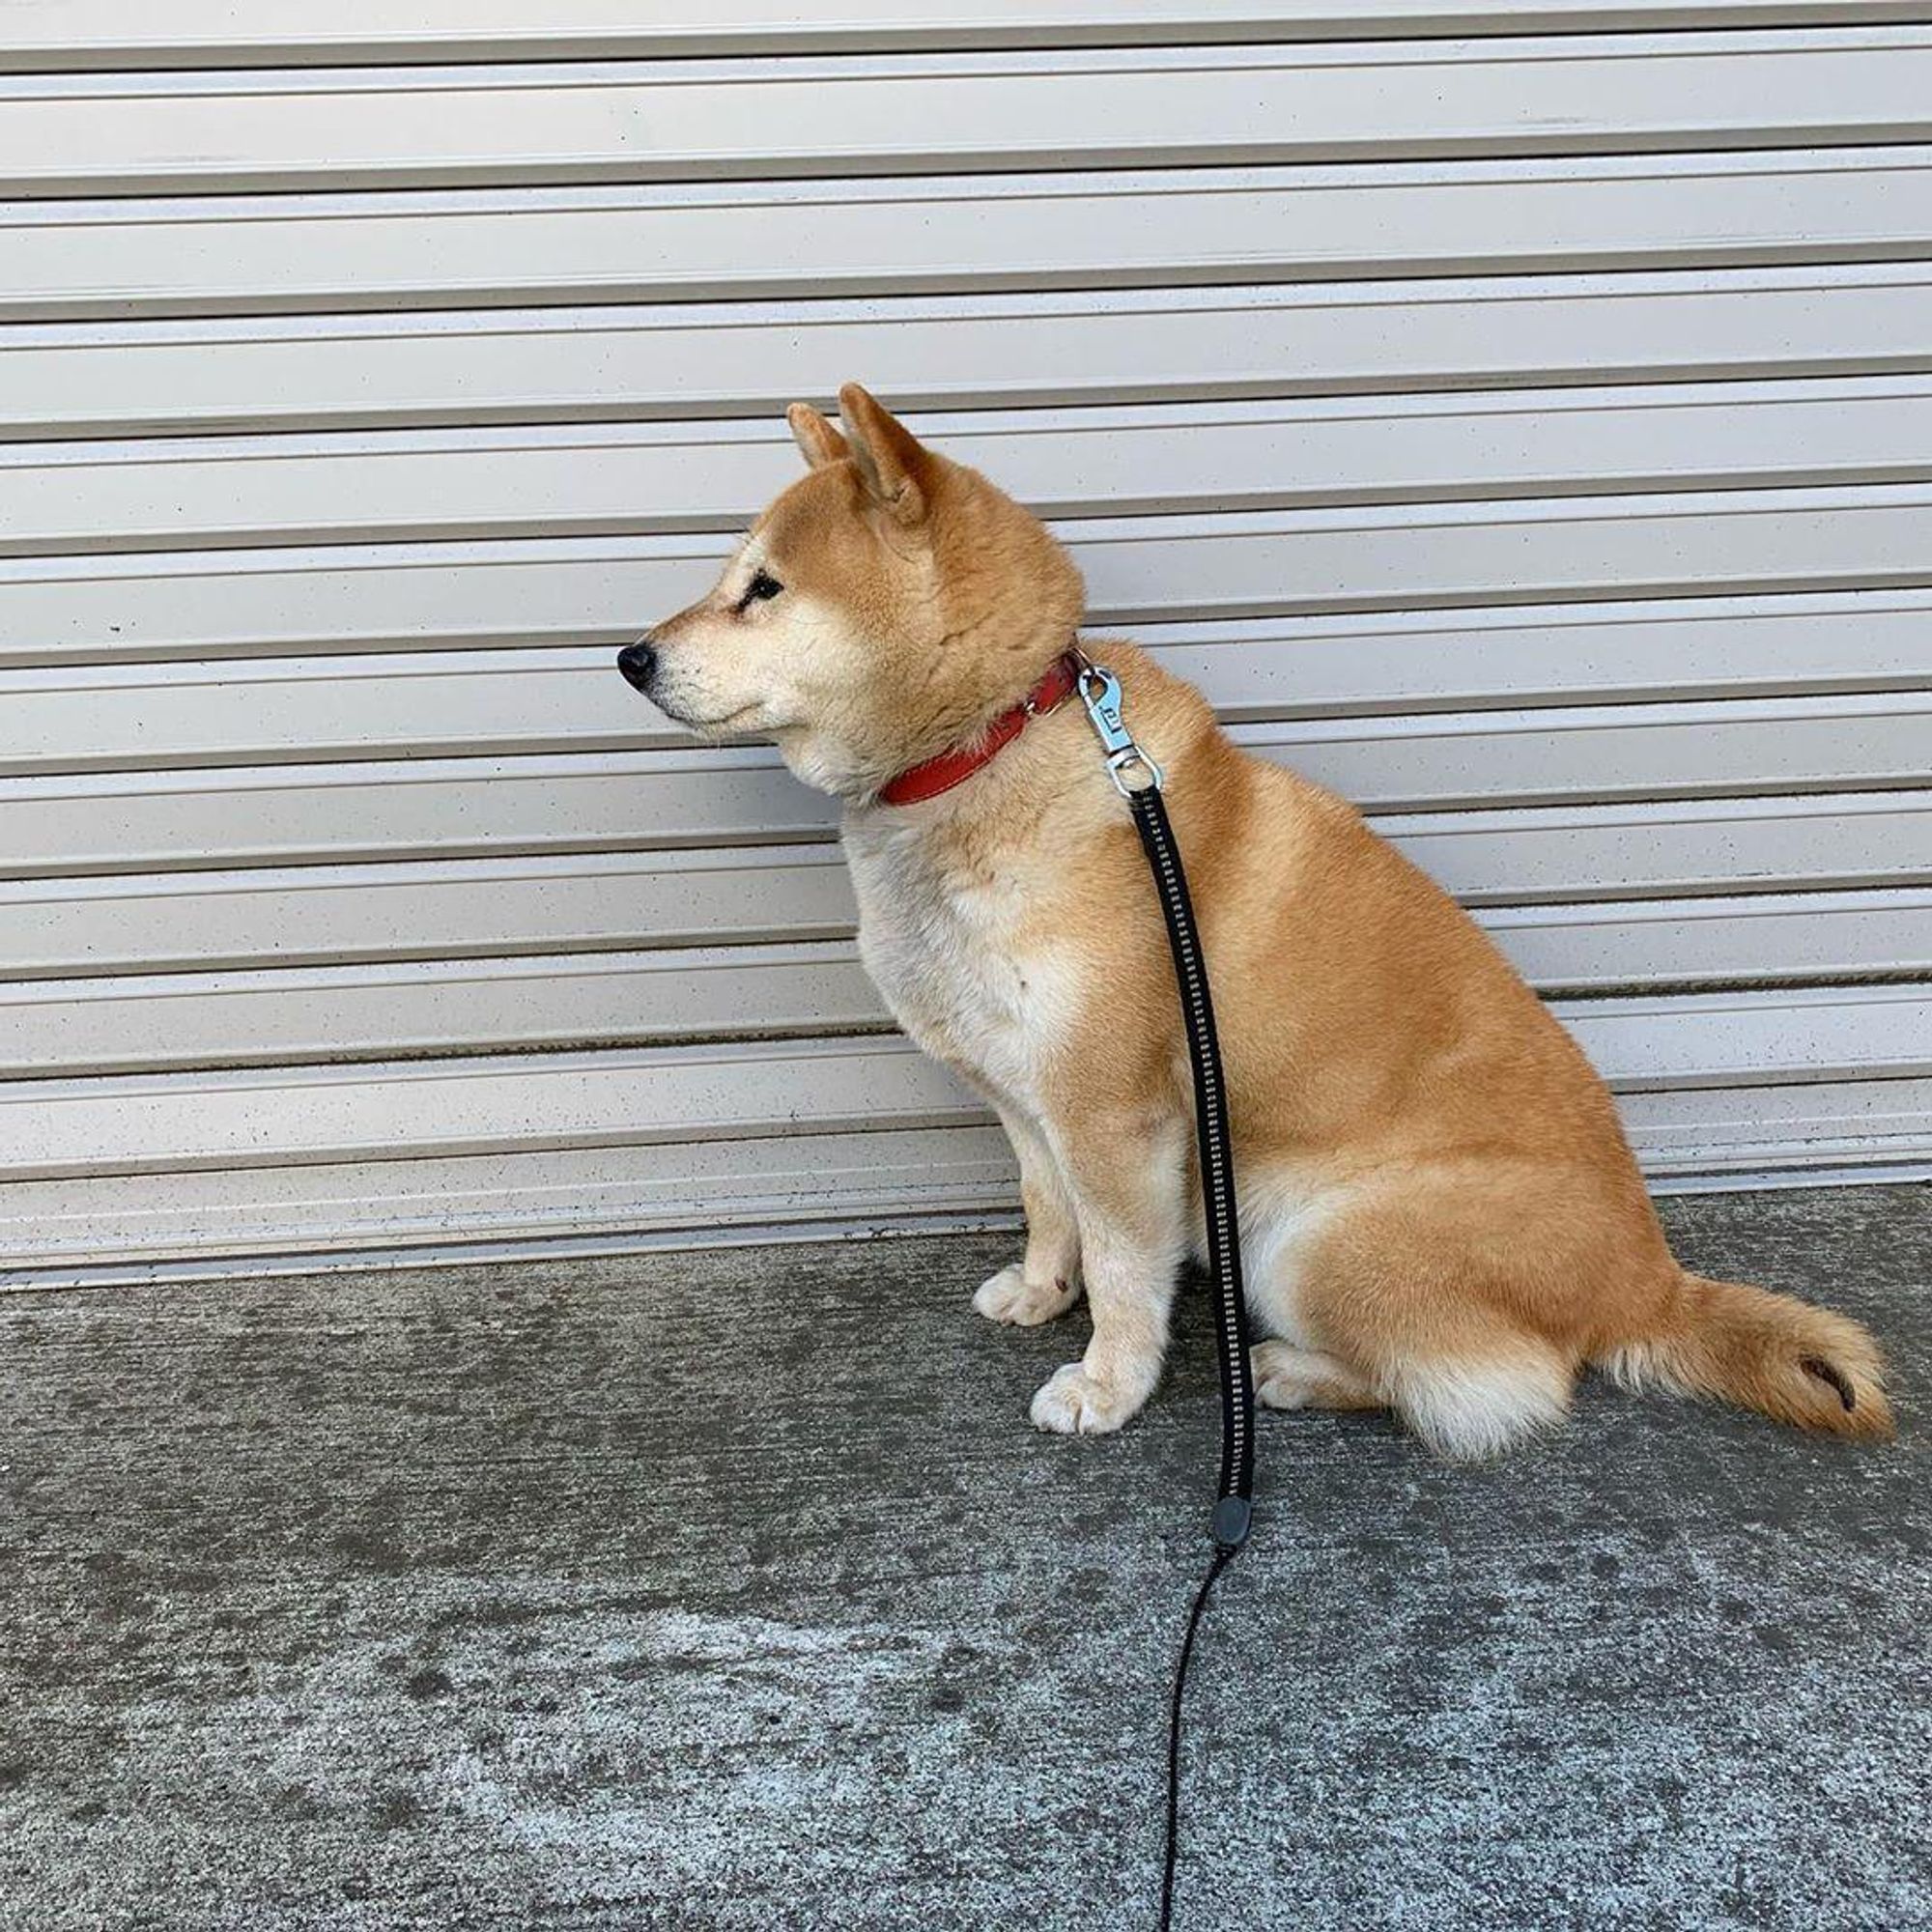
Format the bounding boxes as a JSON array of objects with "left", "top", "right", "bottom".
[{"left": 872, "top": 649, "right": 1084, "bottom": 808}]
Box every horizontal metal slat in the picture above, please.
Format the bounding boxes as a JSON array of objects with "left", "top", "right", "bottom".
[
  {"left": 6, "top": 985, "right": 1928, "bottom": 1179},
  {"left": 7, "top": 489, "right": 1932, "bottom": 670},
  {"left": 1568, "top": 982, "right": 1932, "bottom": 1088},
  {"left": 1138, "top": 594, "right": 1932, "bottom": 717},
  {"left": 0, "top": 749, "right": 827, "bottom": 876},
  {"left": 6, "top": 152, "right": 1928, "bottom": 321},
  {"left": 8, "top": 34, "right": 1932, "bottom": 197},
  {"left": 1237, "top": 694, "right": 1932, "bottom": 810},
  {"left": 10, "top": 379, "right": 1932, "bottom": 558},
  {"left": 1466, "top": 1075, "right": 1932, "bottom": 1176},
  {"left": 6, "top": 693, "right": 1928, "bottom": 876},
  {"left": 0, "top": 848, "right": 857, "bottom": 977},
  {"left": 10, "top": 270, "right": 1932, "bottom": 440},
  {"left": 1485, "top": 889, "right": 1932, "bottom": 991},
  {"left": 3, "top": 1035, "right": 985, "bottom": 1180},
  {"left": 12, "top": 1, "right": 1930, "bottom": 72},
  {"left": 0, "top": 943, "right": 886, "bottom": 1075},
  {"left": 1069, "top": 488, "right": 1932, "bottom": 621},
  {"left": 9, "top": 894, "right": 1932, "bottom": 1075},
  {"left": 11, "top": 1073, "right": 1932, "bottom": 1278},
  {"left": 1384, "top": 790, "right": 1932, "bottom": 902},
  {"left": 10, "top": 592, "right": 1929, "bottom": 777},
  {"left": 7, "top": 794, "right": 1929, "bottom": 975},
  {"left": 0, "top": 1126, "right": 1026, "bottom": 1278}
]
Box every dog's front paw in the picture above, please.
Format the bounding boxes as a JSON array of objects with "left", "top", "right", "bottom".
[
  {"left": 974, "top": 1264, "right": 1080, "bottom": 1327},
  {"left": 1029, "top": 1361, "right": 1148, "bottom": 1435}
]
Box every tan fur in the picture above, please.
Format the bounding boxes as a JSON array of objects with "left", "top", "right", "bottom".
[{"left": 635, "top": 384, "right": 1893, "bottom": 1458}]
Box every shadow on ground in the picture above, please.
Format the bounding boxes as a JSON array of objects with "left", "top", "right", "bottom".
[{"left": 2, "top": 1185, "right": 1927, "bottom": 1930}]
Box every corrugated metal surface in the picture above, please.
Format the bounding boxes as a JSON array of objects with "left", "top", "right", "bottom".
[
  {"left": 14, "top": 3, "right": 1932, "bottom": 70},
  {"left": 12, "top": 156, "right": 1932, "bottom": 322},
  {"left": 3, "top": 1, "right": 1929, "bottom": 1283},
  {"left": 13, "top": 36, "right": 1932, "bottom": 196}
]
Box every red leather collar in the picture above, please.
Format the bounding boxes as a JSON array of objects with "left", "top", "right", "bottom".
[{"left": 876, "top": 649, "right": 1083, "bottom": 807}]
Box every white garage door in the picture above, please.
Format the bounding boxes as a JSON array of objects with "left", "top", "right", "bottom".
[{"left": 4, "top": 2, "right": 1930, "bottom": 1285}]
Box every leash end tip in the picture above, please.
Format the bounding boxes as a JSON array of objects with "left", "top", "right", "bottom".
[{"left": 1211, "top": 1495, "right": 1252, "bottom": 1551}]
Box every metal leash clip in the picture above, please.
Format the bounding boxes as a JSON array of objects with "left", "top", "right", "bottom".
[{"left": 1075, "top": 661, "right": 1164, "bottom": 796}]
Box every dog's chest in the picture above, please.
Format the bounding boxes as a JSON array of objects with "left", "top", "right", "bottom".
[{"left": 842, "top": 821, "right": 1070, "bottom": 1102}]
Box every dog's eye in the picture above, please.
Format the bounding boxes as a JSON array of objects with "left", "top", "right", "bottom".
[{"left": 738, "top": 571, "right": 783, "bottom": 611}]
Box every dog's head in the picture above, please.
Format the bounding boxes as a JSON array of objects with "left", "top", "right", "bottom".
[{"left": 618, "top": 384, "right": 1085, "bottom": 799}]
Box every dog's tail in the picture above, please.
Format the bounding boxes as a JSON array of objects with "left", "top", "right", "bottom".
[{"left": 1601, "top": 1271, "right": 1892, "bottom": 1439}]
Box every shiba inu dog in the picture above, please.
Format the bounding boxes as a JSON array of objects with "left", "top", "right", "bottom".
[{"left": 618, "top": 384, "right": 1890, "bottom": 1459}]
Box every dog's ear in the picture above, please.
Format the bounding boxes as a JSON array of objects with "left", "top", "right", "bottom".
[
  {"left": 786, "top": 402, "right": 849, "bottom": 471},
  {"left": 837, "top": 383, "right": 928, "bottom": 526}
]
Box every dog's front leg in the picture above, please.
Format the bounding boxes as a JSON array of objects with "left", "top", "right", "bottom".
[
  {"left": 1028, "top": 1113, "right": 1189, "bottom": 1435},
  {"left": 974, "top": 1106, "right": 1084, "bottom": 1327}
]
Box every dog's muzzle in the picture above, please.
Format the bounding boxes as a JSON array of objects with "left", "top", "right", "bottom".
[{"left": 616, "top": 639, "right": 658, "bottom": 694}]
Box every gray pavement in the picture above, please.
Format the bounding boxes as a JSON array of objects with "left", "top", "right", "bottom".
[{"left": 3, "top": 1183, "right": 1927, "bottom": 1931}]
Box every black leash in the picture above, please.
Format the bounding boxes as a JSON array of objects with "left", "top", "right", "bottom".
[{"left": 1074, "top": 658, "right": 1258, "bottom": 1930}]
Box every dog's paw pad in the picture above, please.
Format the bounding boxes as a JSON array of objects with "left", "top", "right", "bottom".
[
  {"left": 1030, "top": 1362, "right": 1139, "bottom": 1435},
  {"left": 973, "top": 1264, "right": 1079, "bottom": 1327}
]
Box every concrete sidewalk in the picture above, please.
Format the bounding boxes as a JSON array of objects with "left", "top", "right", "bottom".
[{"left": 3, "top": 1185, "right": 1926, "bottom": 1930}]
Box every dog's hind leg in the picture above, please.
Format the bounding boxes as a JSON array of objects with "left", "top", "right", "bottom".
[
  {"left": 974, "top": 1105, "right": 1083, "bottom": 1327},
  {"left": 1289, "top": 1179, "right": 1581, "bottom": 1461},
  {"left": 1251, "top": 1341, "right": 1382, "bottom": 1412}
]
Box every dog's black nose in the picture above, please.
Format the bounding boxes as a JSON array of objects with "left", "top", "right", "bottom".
[{"left": 616, "top": 639, "right": 658, "bottom": 694}]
